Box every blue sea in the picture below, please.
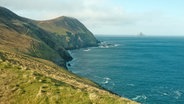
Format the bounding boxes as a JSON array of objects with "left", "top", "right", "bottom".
[{"left": 69, "top": 36, "right": 184, "bottom": 104}]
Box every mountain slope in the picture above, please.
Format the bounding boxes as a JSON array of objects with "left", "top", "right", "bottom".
[
  {"left": 0, "top": 7, "right": 138, "bottom": 104},
  {"left": 0, "top": 6, "right": 71, "bottom": 67},
  {"left": 36, "top": 16, "right": 99, "bottom": 49},
  {"left": 0, "top": 6, "right": 99, "bottom": 66}
]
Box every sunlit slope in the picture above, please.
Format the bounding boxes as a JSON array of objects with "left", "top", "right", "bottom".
[{"left": 0, "top": 50, "right": 138, "bottom": 104}]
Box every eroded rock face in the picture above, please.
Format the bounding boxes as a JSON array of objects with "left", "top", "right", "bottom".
[
  {"left": 0, "top": 7, "right": 99, "bottom": 67},
  {"left": 57, "top": 48, "right": 72, "bottom": 61},
  {"left": 36, "top": 16, "right": 99, "bottom": 49}
]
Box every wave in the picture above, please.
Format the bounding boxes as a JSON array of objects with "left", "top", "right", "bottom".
[
  {"left": 162, "top": 92, "right": 168, "bottom": 96},
  {"left": 102, "top": 77, "right": 111, "bottom": 84},
  {"left": 93, "top": 76, "right": 115, "bottom": 87},
  {"left": 114, "top": 44, "right": 120, "bottom": 47},
  {"left": 132, "top": 95, "right": 147, "bottom": 101},
  {"left": 173, "top": 90, "right": 182, "bottom": 99},
  {"left": 127, "top": 83, "right": 135, "bottom": 87},
  {"left": 98, "top": 41, "right": 120, "bottom": 48},
  {"left": 83, "top": 48, "right": 91, "bottom": 51}
]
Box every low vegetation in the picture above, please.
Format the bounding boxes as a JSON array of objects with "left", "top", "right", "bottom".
[{"left": 0, "top": 51, "right": 138, "bottom": 104}]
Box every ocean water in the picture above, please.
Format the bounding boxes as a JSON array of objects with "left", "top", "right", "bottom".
[{"left": 69, "top": 36, "right": 184, "bottom": 104}]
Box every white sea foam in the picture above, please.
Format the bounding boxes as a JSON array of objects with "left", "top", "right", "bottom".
[
  {"left": 93, "top": 76, "right": 115, "bottom": 87},
  {"left": 98, "top": 41, "right": 120, "bottom": 48},
  {"left": 132, "top": 95, "right": 147, "bottom": 100},
  {"left": 83, "top": 48, "right": 91, "bottom": 51},
  {"left": 163, "top": 92, "right": 168, "bottom": 96},
  {"left": 99, "top": 45, "right": 109, "bottom": 48},
  {"left": 114, "top": 44, "right": 120, "bottom": 47},
  {"left": 104, "top": 77, "right": 111, "bottom": 80},
  {"left": 102, "top": 77, "right": 111, "bottom": 84},
  {"left": 104, "top": 80, "right": 108, "bottom": 84},
  {"left": 174, "top": 90, "right": 182, "bottom": 99},
  {"left": 157, "top": 90, "right": 169, "bottom": 96},
  {"left": 127, "top": 84, "right": 135, "bottom": 87}
]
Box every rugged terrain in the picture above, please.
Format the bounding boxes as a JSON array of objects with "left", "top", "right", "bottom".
[
  {"left": 0, "top": 6, "right": 98, "bottom": 67},
  {"left": 0, "top": 6, "right": 138, "bottom": 104}
]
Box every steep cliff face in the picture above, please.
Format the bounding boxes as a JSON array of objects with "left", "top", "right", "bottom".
[
  {"left": 36, "top": 16, "right": 99, "bottom": 49},
  {"left": 0, "top": 6, "right": 98, "bottom": 66}
]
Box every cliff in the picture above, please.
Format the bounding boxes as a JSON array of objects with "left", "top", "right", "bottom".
[
  {"left": 36, "top": 16, "right": 99, "bottom": 49},
  {"left": 0, "top": 6, "right": 98, "bottom": 67},
  {"left": 0, "top": 7, "right": 138, "bottom": 104}
]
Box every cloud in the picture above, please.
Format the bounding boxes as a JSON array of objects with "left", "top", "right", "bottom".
[
  {"left": 0, "top": 0, "right": 138, "bottom": 29},
  {"left": 1, "top": 0, "right": 125, "bottom": 21},
  {"left": 1, "top": 0, "right": 184, "bottom": 35}
]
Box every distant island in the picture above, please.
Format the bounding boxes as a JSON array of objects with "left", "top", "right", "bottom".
[
  {"left": 0, "top": 6, "right": 138, "bottom": 104},
  {"left": 138, "top": 32, "right": 144, "bottom": 36}
]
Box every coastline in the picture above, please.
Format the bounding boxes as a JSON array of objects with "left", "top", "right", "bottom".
[{"left": 0, "top": 7, "right": 138, "bottom": 104}]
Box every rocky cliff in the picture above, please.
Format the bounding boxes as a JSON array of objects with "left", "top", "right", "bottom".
[
  {"left": 0, "top": 6, "right": 98, "bottom": 67},
  {"left": 36, "top": 16, "right": 99, "bottom": 49}
]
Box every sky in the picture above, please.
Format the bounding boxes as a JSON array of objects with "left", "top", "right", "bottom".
[{"left": 1, "top": 0, "right": 184, "bottom": 36}]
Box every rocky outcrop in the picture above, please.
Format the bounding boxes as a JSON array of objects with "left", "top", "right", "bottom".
[{"left": 36, "top": 16, "right": 99, "bottom": 49}]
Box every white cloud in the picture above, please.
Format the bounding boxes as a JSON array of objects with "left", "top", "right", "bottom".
[
  {"left": 1, "top": 0, "right": 184, "bottom": 35},
  {"left": 1, "top": 0, "right": 138, "bottom": 29}
]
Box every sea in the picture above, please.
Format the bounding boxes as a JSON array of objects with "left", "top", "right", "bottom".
[{"left": 69, "top": 36, "right": 184, "bottom": 104}]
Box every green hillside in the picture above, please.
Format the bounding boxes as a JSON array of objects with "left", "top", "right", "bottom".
[{"left": 36, "top": 16, "right": 99, "bottom": 49}]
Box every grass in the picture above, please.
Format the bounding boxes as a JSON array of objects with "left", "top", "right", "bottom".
[
  {"left": 0, "top": 50, "right": 138, "bottom": 104},
  {"left": 0, "top": 60, "right": 91, "bottom": 104}
]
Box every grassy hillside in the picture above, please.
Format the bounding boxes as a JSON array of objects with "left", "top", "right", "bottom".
[
  {"left": 0, "top": 6, "right": 73, "bottom": 67},
  {"left": 36, "top": 16, "right": 99, "bottom": 49},
  {"left": 0, "top": 6, "right": 138, "bottom": 104},
  {"left": 0, "top": 6, "right": 98, "bottom": 66},
  {"left": 0, "top": 50, "right": 138, "bottom": 104}
]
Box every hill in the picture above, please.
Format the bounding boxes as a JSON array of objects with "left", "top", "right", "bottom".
[
  {"left": 36, "top": 16, "right": 99, "bottom": 49},
  {"left": 0, "top": 6, "right": 138, "bottom": 104},
  {"left": 0, "top": 6, "right": 98, "bottom": 67}
]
